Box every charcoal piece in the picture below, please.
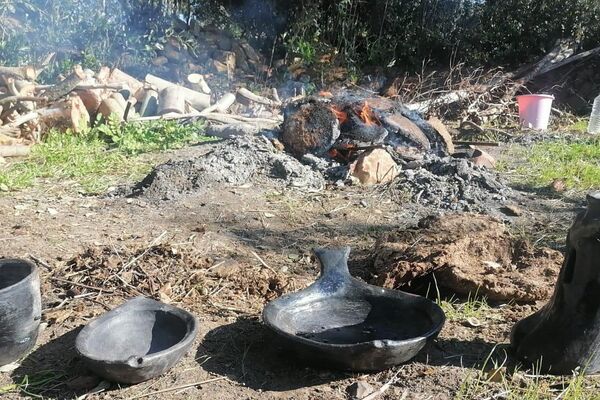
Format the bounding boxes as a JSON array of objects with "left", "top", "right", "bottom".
[{"left": 282, "top": 98, "right": 340, "bottom": 158}]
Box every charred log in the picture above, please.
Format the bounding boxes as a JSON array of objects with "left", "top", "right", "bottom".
[{"left": 282, "top": 98, "right": 340, "bottom": 158}]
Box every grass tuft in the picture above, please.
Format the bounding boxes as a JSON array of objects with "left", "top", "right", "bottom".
[
  {"left": 0, "top": 119, "right": 214, "bottom": 194},
  {"left": 506, "top": 136, "right": 600, "bottom": 191}
]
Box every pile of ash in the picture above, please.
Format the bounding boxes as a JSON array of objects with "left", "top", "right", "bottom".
[
  {"left": 394, "top": 154, "right": 511, "bottom": 212},
  {"left": 131, "top": 135, "right": 325, "bottom": 200}
]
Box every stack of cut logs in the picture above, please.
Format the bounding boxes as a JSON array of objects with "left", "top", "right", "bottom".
[{"left": 0, "top": 64, "right": 283, "bottom": 158}]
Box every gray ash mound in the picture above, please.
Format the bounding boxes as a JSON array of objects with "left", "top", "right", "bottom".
[
  {"left": 395, "top": 154, "right": 511, "bottom": 212},
  {"left": 132, "top": 135, "right": 325, "bottom": 200},
  {"left": 127, "top": 132, "right": 511, "bottom": 214}
]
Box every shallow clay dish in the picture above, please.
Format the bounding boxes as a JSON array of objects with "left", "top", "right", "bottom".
[
  {"left": 263, "top": 247, "right": 445, "bottom": 371},
  {"left": 76, "top": 297, "right": 198, "bottom": 383}
]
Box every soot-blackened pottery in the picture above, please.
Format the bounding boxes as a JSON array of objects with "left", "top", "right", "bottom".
[
  {"left": 75, "top": 297, "right": 198, "bottom": 383},
  {"left": 512, "top": 192, "right": 600, "bottom": 374},
  {"left": 0, "top": 259, "right": 41, "bottom": 366},
  {"left": 263, "top": 247, "right": 445, "bottom": 371}
]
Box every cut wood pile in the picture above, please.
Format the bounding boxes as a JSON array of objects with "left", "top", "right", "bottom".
[{"left": 0, "top": 62, "right": 283, "bottom": 158}]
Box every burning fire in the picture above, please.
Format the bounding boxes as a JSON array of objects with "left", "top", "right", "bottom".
[
  {"left": 359, "top": 102, "right": 378, "bottom": 126},
  {"left": 330, "top": 106, "right": 348, "bottom": 124}
]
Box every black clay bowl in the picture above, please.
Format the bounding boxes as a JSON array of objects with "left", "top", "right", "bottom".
[
  {"left": 75, "top": 297, "right": 198, "bottom": 384},
  {"left": 263, "top": 248, "right": 445, "bottom": 371},
  {"left": 0, "top": 259, "right": 41, "bottom": 366}
]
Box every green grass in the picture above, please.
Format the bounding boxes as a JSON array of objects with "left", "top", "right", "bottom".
[
  {"left": 0, "top": 370, "right": 66, "bottom": 398},
  {"left": 566, "top": 118, "right": 589, "bottom": 133},
  {"left": 506, "top": 136, "right": 600, "bottom": 191},
  {"left": 439, "top": 294, "right": 490, "bottom": 323},
  {"left": 0, "top": 119, "right": 213, "bottom": 194},
  {"left": 455, "top": 354, "right": 598, "bottom": 400}
]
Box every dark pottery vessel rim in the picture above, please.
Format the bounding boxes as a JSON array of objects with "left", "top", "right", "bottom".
[
  {"left": 0, "top": 258, "right": 38, "bottom": 295},
  {"left": 75, "top": 296, "right": 198, "bottom": 366},
  {"left": 263, "top": 247, "right": 445, "bottom": 350}
]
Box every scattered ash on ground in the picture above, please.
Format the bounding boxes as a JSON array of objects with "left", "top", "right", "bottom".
[
  {"left": 126, "top": 132, "right": 513, "bottom": 216},
  {"left": 394, "top": 154, "right": 511, "bottom": 213}
]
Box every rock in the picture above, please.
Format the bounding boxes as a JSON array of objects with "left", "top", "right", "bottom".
[
  {"left": 212, "top": 259, "right": 242, "bottom": 278},
  {"left": 549, "top": 178, "right": 567, "bottom": 193},
  {"left": 351, "top": 148, "right": 399, "bottom": 185},
  {"left": 471, "top": 148, "right": 496, "bottom": 168},
  {"left": 500, "top": 204, "right": 523, "bottom": 217},
  {"left": 427, "top": 116, "right": 455, "bottom": 154},
  {"left": 347, "top": 381, "right": 374, "bottom": 399},
  {"left": 151, "top": 56, "right": 169, "bottom": 67}
]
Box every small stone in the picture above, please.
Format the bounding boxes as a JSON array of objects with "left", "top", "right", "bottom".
[
  {"left": 347, "top": 381, "right": 374, "bottom": 399},
  {"left": 500, "top": 205, "right": 523, "bottom": 217},
  {"left": 550, "top": 178, "right": 567, "bottom": 193},
  {"left": 47, "top": 207, "right": 58, "bottom": 216},
  {"left": 66, "top": 375, "right": 101, "bottom": 391},
  {"left": 271, "top": 138, "right": 285, "bottom": 152},
  {"left": 350, "top": 148, "right": 399, "bottom": 185},
  {"left": 212, "top": 259, "right": 241, "bottom": 278},
  {"left": 0, "top": 183, "right": 8, "bottom": 192},
  {"left": 151, "top": 56, "right": 169, "bottom": 66},
  {"left": 471, "top": 149, "right": 496, "bottom": 168},
  {"left": 405, "top": 160, "right": 422, "bottom": 169}
]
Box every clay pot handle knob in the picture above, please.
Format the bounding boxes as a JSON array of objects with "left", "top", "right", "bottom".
[
  {"left": 314, "top": 247, "right": 351, "bottom": 280},
  {"left": 127, "top": 355, "right": 144, "bottom": 368}
]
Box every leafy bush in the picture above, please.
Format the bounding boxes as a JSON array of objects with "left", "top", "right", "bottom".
[
  {"left": 284, "top": 0, "right": 600, "bottom": 68},
  {"left": 95, "top": 115, "right": 209, "bottom": 155},
  {"left": 0, "top": 0, "right": 171, "bottom": 81}
]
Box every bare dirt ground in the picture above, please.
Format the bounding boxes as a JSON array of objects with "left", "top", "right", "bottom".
[{"left": 0, "top": 141, "right": 591, "bottom": 399}]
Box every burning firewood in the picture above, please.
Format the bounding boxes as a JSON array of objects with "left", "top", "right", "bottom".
[{"left": 281, "top": 98, "right": 341, "bottom": 158}]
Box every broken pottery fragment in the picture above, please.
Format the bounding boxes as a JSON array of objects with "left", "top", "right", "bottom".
[{"left": 512, "top": 192, "right": 600, "bottom": 374}]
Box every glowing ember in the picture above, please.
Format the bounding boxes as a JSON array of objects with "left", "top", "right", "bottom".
[
  {"left": 330, "top": 106, "right": 348, "bottom": 124},
  {"left": 359, "top": 102, "right": 378, "bottom": 126}
]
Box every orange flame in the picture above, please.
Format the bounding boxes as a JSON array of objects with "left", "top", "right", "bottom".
[
  {"left": 330, "top": 106, "right": 348, "bottom": 124},
  {"left": 359, "top": 101, "right": 378, "bottom": 126}
]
